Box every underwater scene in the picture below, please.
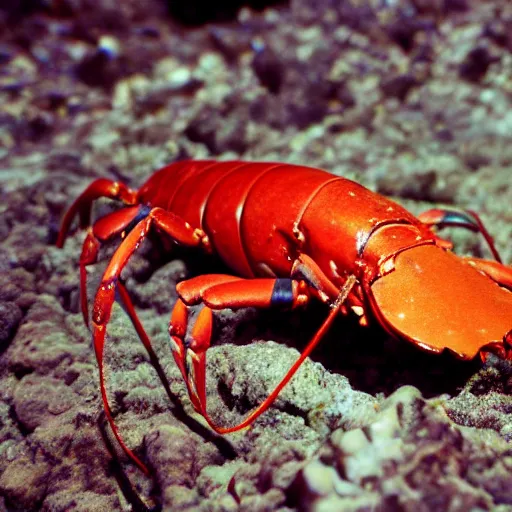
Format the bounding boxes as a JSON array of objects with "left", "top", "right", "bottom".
[{"left": 0, "top": 0, "right": 511, "bottom": 510}]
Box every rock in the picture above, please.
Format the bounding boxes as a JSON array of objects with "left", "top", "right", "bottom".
[
  {"left": 145, "top": 424, "right": 224, "bottom": 489},
  {"left": 1, "top": 0, "right": 511, "bottom": 509},
  {"left": 0, "top": 455, "right": 50, "bottom": 510},
  {"left": 0, "top": 302, "right": 22, "bottom": 348},
  {"left": 290, "top": 387, "right": 508, "bottom": 510},
  {"left": 13, "top": 374, "right": 77, "bottom": 432},
  {"left": 459, "top": 46, "right": 499, "bottom": 83},
  {"left": 41, "top": 490, "right": 120, "bottom": 512}
]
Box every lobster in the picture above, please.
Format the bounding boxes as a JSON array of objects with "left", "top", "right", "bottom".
[{"left": 57, "top": 160, "right": 512, "bottom": 475}]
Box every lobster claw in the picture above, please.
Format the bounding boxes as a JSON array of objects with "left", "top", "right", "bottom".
[
  {"left": 170, "top": 305, "right": 211, "bottom": 416},
  {"left": 170, "top": 336, "right": 206, "bottom": 414},
  {"left": 186, "top": 306, "right": 212, "bottom": 415},
  {"left": 369, "top": 245, "right": 512, "bottom": 360},
  {"left": 185, "top": 349, "right": 207, "bottom": 414}
]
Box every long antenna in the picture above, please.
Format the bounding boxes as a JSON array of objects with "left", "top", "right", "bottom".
[{"left": 203, "top": 275, "right": 358, "bottom": 434}]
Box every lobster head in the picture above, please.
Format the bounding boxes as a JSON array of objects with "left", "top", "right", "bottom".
[{"left": 369, "top": 245, "right": 512, "bottom": 361}]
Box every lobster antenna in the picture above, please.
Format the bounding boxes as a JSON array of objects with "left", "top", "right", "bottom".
[
  {"left": 204, "top": 275, "right": 357, "bottom": 434},
  {"left": 466, "top": 210, "right": 502, "bottom": 263}
]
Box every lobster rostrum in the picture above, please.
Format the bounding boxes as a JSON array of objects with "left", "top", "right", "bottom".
[{"left": 57, "top": 160, "right": 512, "bottom": 474}]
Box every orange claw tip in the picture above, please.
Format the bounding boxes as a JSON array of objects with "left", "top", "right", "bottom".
[
  {"left": 419, "top": 208, "right": 478, "bottom": 228},
  {"left": 418, "top": 208, "right": 446, "bottom": 224}
]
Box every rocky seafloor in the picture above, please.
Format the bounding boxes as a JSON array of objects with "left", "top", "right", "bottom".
[{"left": 0, "top": 0, "right": 511, "bottom": 510}]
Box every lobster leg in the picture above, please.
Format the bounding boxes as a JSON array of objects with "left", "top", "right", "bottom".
[
  {"left": 78, "top": 206, "right": 144, "bottom": 326},
  {"left": 91, "top": 207, "right": 205, "bottom": 474},
  {"left": 419, "top": 208, "right": 502, "bottom": 262},
  {"left": 169, "top": 275, "right": 241, "bottom": 401},
  {"left": 291, "top": 253, "right": 366, "bottom": 322},
  {"left": 56, "top": 179, "right": 137, "bottom": 248},
  {"left": 169, "top": 273, "right": 357, "bottom": 434},
  {"left": 169, "top": 276, "right": 309, "bottom": 428}
]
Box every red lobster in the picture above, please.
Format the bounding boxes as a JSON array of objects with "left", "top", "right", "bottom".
[{"left": 57, "top": 160, "right": 512, "bottom": 474}]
